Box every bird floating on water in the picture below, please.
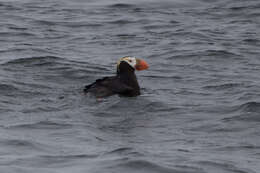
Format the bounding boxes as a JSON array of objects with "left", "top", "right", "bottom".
[{"left": 84, "top": 56, "right": 149, "bottom": 98}]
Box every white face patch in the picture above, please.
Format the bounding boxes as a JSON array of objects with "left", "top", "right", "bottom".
[{"left": 117, "top": 57, "right": 137, "bottom": 69}]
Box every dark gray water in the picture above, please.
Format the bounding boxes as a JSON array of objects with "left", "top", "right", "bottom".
[{"left": 0, "top": 0, "right": 260, "bottom": 172}]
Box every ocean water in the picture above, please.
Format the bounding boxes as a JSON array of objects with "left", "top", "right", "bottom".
[{"left": 0, "top": 0, "right": 260, "bottom": 172}]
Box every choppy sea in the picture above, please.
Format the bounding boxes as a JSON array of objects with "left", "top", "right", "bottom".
[{"left": 0, "top": 0, "right": 260, "bottom": 172}]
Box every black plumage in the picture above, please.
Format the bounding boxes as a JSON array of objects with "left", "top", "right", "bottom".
[{"left": 84, "top": 60, "right": 144, "bottom": 98}]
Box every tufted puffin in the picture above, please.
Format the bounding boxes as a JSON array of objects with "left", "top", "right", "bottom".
[{"left": 84, "top": 56, "right": 149, "bottom": 98}]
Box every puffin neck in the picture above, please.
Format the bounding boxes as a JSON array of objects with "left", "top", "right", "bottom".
[
  {"left": 117, "top": 61, "right": 140, "bottom": 89},
  {"left": 117, "top": 61, "right": 135, "bottom": 74}
]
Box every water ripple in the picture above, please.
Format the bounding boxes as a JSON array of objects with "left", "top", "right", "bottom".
[{"left": 0, "top": 0, "right": 259, "bottom": 172}]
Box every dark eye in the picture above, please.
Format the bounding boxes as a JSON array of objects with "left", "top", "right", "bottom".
[{"left": 129, "top": 60, "right": 132, "bottom": 62}]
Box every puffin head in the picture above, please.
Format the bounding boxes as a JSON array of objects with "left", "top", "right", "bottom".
[{"left": 117, "top": 56, "right": 149, "bottom": 72}]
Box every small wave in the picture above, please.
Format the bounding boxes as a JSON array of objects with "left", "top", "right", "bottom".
[
  {"left": 108, "top": 3, "right": 136, "bottom": 9},
  {"left": 243, "top": 38, "right": 260, "bottom": 43},
  {"left": 228, "top": 3, "right": 260, "bottom": 11},
  {"left": 195, "top": 160, "right": 253, "bottom": 173},
  {"left": 38, "top": 153, "right": 98, "bottom": 160},
  {"left": 3, "top": 56, "right": 109, "bottom": 73},
  {"left": 107, "top": 19, "right": 137, "bottom": 25},
  {"left": 0, "top": 48, "right": 30, "bottom": 54},
  {"left": 223, "top": 101, "right": 260, "bottom": 114},
  {"left": 215, "top": 145, "right": 260, "bottom": 152},
  {"left": 229, "top": 19, "right": 254, "bottom": 24},
  {"left": 0, "top": 83, "right": 44, "bottom": 98},
  {"left": 4, "top": 56, "right": 64, "bottom": 66},
  {"left": 236, "top": 101, "right": 260, "bottom": 113},
  {"left": 0, "top": 2, "right": 21, "bottom": 10},
  {"left": 92, "top": 97, "right": 177, "bottom": 116},
  {"left": 203, "top": 50, "right": 239, "bottom": 57},
  {"left": 0, "top": 80, "right": 51, "bottom": 100},
  {"left": 21, "top": 106, "right": 62, "bottom": 113},
  {"left": 203, "top": 83, "right": 243, "bottom": 90},
  {"left": 248, "top": 12, "right": 260, "bottom": 18},
  {"left": 64, "top": 22, "right": 103, "bottom": 28},
  {"left": 0, "top": 82, "right": 47, "bottom": 98},
  {"left": 0, "top": 31, "right": 35, "bottom": 37},
  {"left": 112, "top": 160, "right": 177, "bottom": 173},
  {"left": 229, "top": 6, "right": 248, "bottom": 11},
  {"left": 110, "top": 159, "right": 203, "bottom": 173},
  {"left": 7, "top": 153, "right": 98, "bottom": 168},
  {"left": 11, "top": 81, "right": 52, "bottom": 90},
  {"left": 0, "top": 84, "right": 19, "bottom": 93},
  {"left": 32, "top": 19, "right": 57, "bottom": 26},
  {"left": 0, "top": 139, "right": 36, "bottom": 147},
  {"left": 104, "top": 147, "right": 143, "bottom": 157},
  {"left": 0, "top": 139, "right": 52, "bottom": 153},
  {"left": 116, "top": 34, "right": 137, "bottom": 38},
  {"left": 5, "top": 120, "right": 73, "bottom": 130},
  {"left": 0, "top": 107, "right": 13, "bottom": 113},
  {"left": 223, "top": 113, "right": 260, "bottom": 122},
  {"left": 143, "top": 101, "right": 180, "bottom": 113},
  {"left": 145, "top": 74, "right": 182, "bottom": 79},
  {"left": 222, "top": 101, "right": 260, "bottom": 122},
  {"left": 2, "top": 56, "right": 113, "bottom": 87},
  {"left": 105, "top": 147, "right": 144, "bottom": 157},
  {"left": 106, "top": 147, "right": 133, "bottom": 154}
]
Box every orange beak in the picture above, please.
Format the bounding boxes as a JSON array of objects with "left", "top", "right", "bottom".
[{"left": 135, "top": 59, "right": 149, "bottom": 71}]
